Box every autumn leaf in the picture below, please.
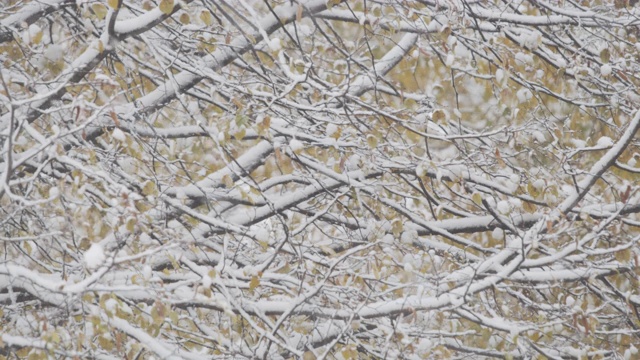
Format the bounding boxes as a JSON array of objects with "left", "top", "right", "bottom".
[{"left": 158, "top": 0, "right": 174, "bottom": 14}]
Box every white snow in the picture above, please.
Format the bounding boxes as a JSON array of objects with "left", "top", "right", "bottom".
[
  {"left": 326, "top": 123, "right": 338, "bottom": 137},
  {"left": 94, "top": 73, "right": 117, "bottom": 85},
  {"left": 556, "top": 57, "right": 567, "bottom": 68},
  {"left": 497, "top": 200, "right": 510, "bottom": 214},
  {"left": 112, "top": 128, "right": 126, "bottom": 142},
  {"left": 269, "top": 38, "right": 282, "bottom": 52},
  {"left": 49, "top": 186, "right": 59, "bottom": 199},
  {"left": 345, "top": 154, "right": 361, "bottom": 171},
  {"left": 516, "top": 88, "right": 533, "bottom": 103},
  {"left": 175, "top": 188, "right": 186, "bottom": 200},
  {"left": 381, "top": 234, "right": 394, "bottom": 245},
  {"left": 84, "top": 243, "right": 106, "bottom": 270},
  {"left": 495, "top": 69, "right": 505, "bottom": 84},
  {"left": 400, "top": 229, "right": 418, "bottom": 244},
  {"left": 44, "top": 44, "right": 64, "bottom": 62},
  {"left": 105, "top": 298, "right": 118, "bottom": 312},
  {"left": 596, "top": 136, "right": 613, "bottom": 147},
  {"left": 403, "top": 261, "right": 414, "bottom": 273},
  {"left": 565, "top": 295, "right": 575, "bottom": 307},
  {"left": 570, "top": 138, "right": 586, "bottom": 148},
  {"left": 508, "top": 198, "right": 522, "bottom": 210},
  {"left": 514, "top": 52, "right": 533, "bottom": 66},
  {"left": 449, "top": 295, "right": 464, "bottom": 307},
  {"left": 202, "top": 274, "right": 212, "bottom": 288},
  {"left": 532, "top": 130, "right": 546, "bottom": 143},
  {"left": 289, "top": 138, "right": 304, "bottom": 153},
  {"left": 445, "top": 53, "right": 455, "bottom": 67},
  {"left": 524, "top": 30, "right": 542, "bottom": 50},
  {"left": 447, "top": 35, "right": 457, "bottom": 48},
  {"left": 492, "top": 227, "right": 504, "bottom": 240},
  {"left": 142, "top": 265, "right": 152, "bottom": 280},
  {"left": 509, "top": 174, "right": 520, "bottom": 185},
  {"left": 532, "top": 179, "right": 545, "bottom": 190},
  {"left": 454, "top": 43, "right": 471, "bottom": 60},
  {"left": 22, "top": 24, "right": 41, "bottom": 45},
  {"left": 600, "top": 64, "right": 612, "bottom": 77},
  {"left": 415, "top": 163, "right": 428, "bottom": 177}
]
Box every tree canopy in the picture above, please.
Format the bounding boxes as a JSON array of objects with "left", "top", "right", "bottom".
[{"left": 1, "top": 0, "right": 640, "bottom": 358}]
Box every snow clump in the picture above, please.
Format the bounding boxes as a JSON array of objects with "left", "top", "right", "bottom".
[
  {"left": 269, "top": 38, "right": 282, "bottom": 52},
  {"left": 516, "top": 88, "right": 533, "bottom": 103},
  {"left": 596, "top": 136, "right": 613, "bottom": 147},
  {"left": 401, "top": 229, "right": 418, "bottom": 244},
  {"left": 326, "top": 123, "right": 338, "bottom": 137},
  {"left": 289, "top": 138, "right": 304, "bottom": 153},
  {"left": 84, "top": 243, "right": 106, "bottom": 270},
  {"left": 112, "top": 128, "right": 126, "bottom": 142},
  {"left": 44, "top": 44, "right": 64, "bottom": 62}
]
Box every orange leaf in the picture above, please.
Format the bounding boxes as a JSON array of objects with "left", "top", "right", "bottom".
[{"left": 110, "top": 111, "right": 120, "bottom": 127}]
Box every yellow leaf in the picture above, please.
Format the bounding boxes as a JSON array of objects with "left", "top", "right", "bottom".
[
  {"left": 200, "top": 10, "right": 213, "bottom": 26},
  {"left": 257, "top": 115, "right": 271, "bottom": 135},
  {"left": 169, "top": 310, "right": 179, "bottom": 324},
  {"left": 142, "top": 180, "right": 157, "bottom": 196},
  {"left": 259, "top": 240, "right": 269, "bottom": 250},
  {"left": 107, "top": 0, "right": 119, "bottom": 9},
  {"left": 440, "top": 26, "right": 452, "bottom": 41},
  {"left": 366, "top": 134, "right": 378, "bottom": 148},
  {"left": 262, "top": 115, "right": 271, "bottom": 129},
  {"left": 151, "top": 301, "right": 166, "bottom": 325},
  {"left": 326, "top": 0, "right": 341, "bottom": 9},
  {"left": 179, "top": 13, "right": 190, "bottom": 24},
  {"left": 114, "top": 62, "right": 126, "bottom": 76},
  {"left": 472, "top": 192, "right": 482, "bottom": 206},
  {"left": 600, "top": 48, "right": 610, "bottom": 63},
  {"left": 233, "top": 127, "right": 246, "bottom": 140},
  {"left": 167, "top": 253, "right": 180, "bottom": 270},
  {"left": 320, "top": 245, "right": 336, "bottom": 255},
  {"left": 126, "top": 217, "right": 136, "bottom": 233},
  {"left": 92, "top": 3, "right": 108, "bottom": 19},
  {"left": 616, "top": 249, "right": 631, "bottom": 262},
  {"left": 522, "top": 201, "right": 536, "bottom": 213},
  {"left": 432, "top": 109, "right": 446, "bottom": 124},
  {"left": 249, "top": 275, "right": 260, "bottom": 292},
  {"left": 31, "top": 30, "right": 43, "bottom": 45},
  {"left": 222, "top": 174, "right": 234, "bottom": 188},
  {"left": 50, "top": 331, "right": 61, "bottom": 344},
  {"left": 302, "top": 351, "right": 317, "bottom": 360},
  {"left": 159, "top": 0, "right": 174, "bottom": 15},
  {"left": 24, "top": 241, "right": 32, "bottom": 255},
  {"left": 391, "top": 218, "right": 403, "bottom": 237}
]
